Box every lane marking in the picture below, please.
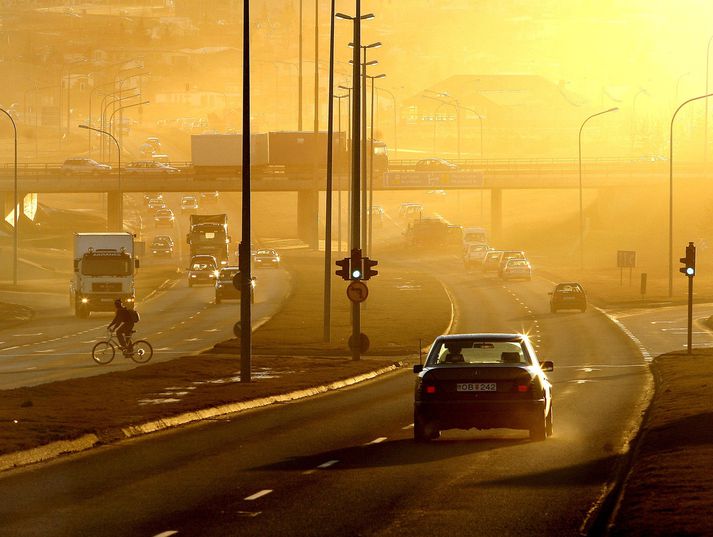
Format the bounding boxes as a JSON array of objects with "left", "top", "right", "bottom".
[
  {"left": 152, "top": 532, "right": 179, "bottom": 537},
  {"left": 317, "top": 460, "right": 339, "bottom": 469},
  {"left": 34, "top": 349, "right": 55, "bottom": 353},
  {"left": 365, "top": 437, "right": 387, "bottom": 445},
  {"left": 13, "top": 333, "right": 43, "bottom": 337},
  {"left": 402, "top": 423, "right": 414, "bottom": 430},
  {"left": 244, "top": 489, "right": 272, "bottom": 501}
]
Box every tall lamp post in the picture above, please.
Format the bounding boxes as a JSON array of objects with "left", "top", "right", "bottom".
[
  {"left": 668, "top": 93, "right": 713, "bottom": 296},
  {"left": 0, "top": 108, "right": 18, "bottom": 286},
  {"left": 336, "top": 4, "right": 374, "bottom": 361},
  {"left": 705, "top": 34, "right": 713, "bottom": 168},
  {"left": 334, "top": 93, "right": 349, "bottom": 255},
  {"left": 578, "top": 107, "right": 618, "bottom": 270},
  {"left": 323, "top": 0, "right": 336, "bottom": 343},
  {"left": 79, "top": 124, "right": 122, "bottom": 231}
]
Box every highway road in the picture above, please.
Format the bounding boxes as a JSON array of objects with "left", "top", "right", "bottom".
[
  {"left": 0, "top": 192, "right": 291, "bottom": 389},
  {"left": 0, "top": 256, "right": 659, "bottom": 536}
]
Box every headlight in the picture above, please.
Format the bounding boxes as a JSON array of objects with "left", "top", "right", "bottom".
[
  {"left": 81, "top": 297, "right": 89, "bottom": 304},
  {"left": 212, "top": 270, "right": 220, "bottom": 277},
  {"left": 191, "top": 274, "right": 197, "bottom": 278}
]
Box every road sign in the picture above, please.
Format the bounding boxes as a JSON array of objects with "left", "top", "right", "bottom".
[
  {"left": 348, "top": 332, "right": 370, "bottom": 353},
  {"left": 346, "top": 280, "right": 369, "bottom": 303},
  {"left": 233, "top": 322, "right": 241, "bottom": 338},
  {"left": 617, "top": 250, "right": 636, "bottom": 268}
]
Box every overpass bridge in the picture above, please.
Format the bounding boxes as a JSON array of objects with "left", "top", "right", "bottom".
[{"left": 0, "top": 158, "right": 698, "bottom": 243}]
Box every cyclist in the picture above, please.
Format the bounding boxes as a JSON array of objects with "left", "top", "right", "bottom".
[{"left": 108, "top": 299, "right": 134, "bottom": 355}]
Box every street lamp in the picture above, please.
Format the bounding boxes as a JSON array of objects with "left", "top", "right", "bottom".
[
  {"left": 578, "top": 107, "right": 618, "bottom": 270},
  {"left": 79, "top": 124, "right": 122, "bottom": 231},
  {"left": 668, "top": 93, "right": 713, "bottom": 296},
  {"left": 0, "top": 108, "right": 18, "bottom": 286},
  {"left": 336, "top": 3, "right": 374, "bottom": 361}
]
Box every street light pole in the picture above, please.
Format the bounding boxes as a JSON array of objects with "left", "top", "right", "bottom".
[
  {"left": 578, "top": 107, "right": 618, "bottom": 270},
  {"left": 79, "top": 124, "right": 121, "bottom": 231},
  {"left": 334, "top": 93, "right": 348, "bottom": 256},
  {"left": 669, "top": 93, "right": 713, "bottom": 297},
  {"left": 323, "top": 0, "right": 336, "bottom": 343},
  {"left": 705, "top": 35, "right": 713, "bottom": 168},
  {"left": 367, "top": 73, "right": 385, "bottom": 256},
  {"left": 0, "top": 108, "right": 18, "bottom": 286}
]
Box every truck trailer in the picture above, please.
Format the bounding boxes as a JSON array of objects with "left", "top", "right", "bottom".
[{"left": 70, "top": 232, "right": 139, "bottom": 318}]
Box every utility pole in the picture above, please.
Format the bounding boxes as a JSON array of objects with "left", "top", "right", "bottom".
[
  {"left": 240, "top": 0, "right": 252, "bottom": 382},
  {"left": 323, "top": 0, "right": 336, "bottom": 342}
]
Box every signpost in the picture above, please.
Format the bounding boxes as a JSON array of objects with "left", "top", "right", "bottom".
[
  {"left": 679, "top": 242, "right": 696, "bottom": 354},
  {"left": 347, "top": 280, "right": 369, "bottom": 303},
  {"left": 617, "top": 250, "right": 636, "bottom": 286}
]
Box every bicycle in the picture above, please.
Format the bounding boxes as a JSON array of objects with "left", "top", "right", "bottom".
[{"left": 92, "top": 329, "right": 153, "bottom": 365}]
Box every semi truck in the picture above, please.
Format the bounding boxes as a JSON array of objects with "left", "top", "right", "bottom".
[
  {"left": 190, "top": 131, "right": 387, "bottom": 174},
  {"left": 187, "top": 214, "right": 230, "bottom": 265},
  {"left": 70, "top": 232, "right": 139, "bottom": 318}
]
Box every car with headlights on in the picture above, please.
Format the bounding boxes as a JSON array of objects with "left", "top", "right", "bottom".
[
  {"left": 180, "top": 195, "right": 199, "bottom": 213},
  {"left": 150, "top": 235, "right": 174, "bottom": 257},
  {"left": 500, "top": 258, "right": 532, "bottom": 281},
  {"left": 413, "top": 333, "right": 554, "bottom": 442},
  {"left": 464, "top": 243, "right": 491, "bottom": 271},
  {"left": 214, "top": 266, "right": 255, "bottom": 304},
  {"left": 253, "top": 248, "right": 280, "bottom": 269},
  {"left": 153, "top": 208, "right": 175, "bottom": 227},
  {"left": 549, "top": 282, "right": 587, "bottom": 313},
  {"left": 187, "top": 254, "right": 218, "bottom": 287},
  {"left": 497, "top": 250, "right": 527, "bottom": 277},
  {"left": 482, "top": 250, "right": 504, "bottom": 273}
]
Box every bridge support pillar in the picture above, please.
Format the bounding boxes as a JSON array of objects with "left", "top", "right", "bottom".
[
  {"left": 490, "top": 188, "right": 502, "bottom": 243},
  {"left": 107, "top": 192, "right": 123, "bottom": 232},
  {"left": 297, "top": 190, "right": 319, "bottom": 248}
]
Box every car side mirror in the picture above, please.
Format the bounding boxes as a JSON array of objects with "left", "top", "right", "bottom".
[
  {"left": 540, "top": 360, "right": 554, "bottom": 372},
  {"left": 413, "top": 364, "right": 423, "bottom": 374}
]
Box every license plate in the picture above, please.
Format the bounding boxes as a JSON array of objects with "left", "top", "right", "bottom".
[{"left": 456, "top": 383, "right": 496, "bottom": 392}]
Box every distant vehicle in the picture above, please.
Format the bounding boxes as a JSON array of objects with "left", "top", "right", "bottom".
[
  {"left": 398, "top": 202, "right": 423, "bottom": 219},
  {"left": 187, "top": 214, "right": 230, "bottom": 265},
  {"left": 200, "top": 191, "right": 220, "bottom": 203},
  {"left": 144, "top": 193, "right": 163, "bottom": 206},
  {"left": 253, "top": 249, "right": 280, "bottom": 268},
  {"left": 188, "top": 254, "right": 218, "bottom": 287},
  {"left": 497, "top": 251, "right": 527, "bottom": 277},
  {"left": 369, "top": 205, "right": 385, "bottom": 226},
  {"left": 153, "top": 208, "right": 175, "bottom": 227},
  {"left": 462, "top": 226, "right": 488, "bottom": 250},
  {"left": 147, "top": 198, "right": 166, "bottom": 211},
  {"left": 405, "top": 217, "right": 450, "bottom": 247},
  {"left": 464, "top": 243, "right": 491, "bottom": 270},
  {"left": 125, "top": 161, "right": 180, "bottom": 174},
  {"left": 549, "top": 282, "right": 587, "bottom": 313},
  {"left": 150, "top": 235, "right": 174, "bottom": 257},
  {"left": 61, "top": 158, "right": 111, "bottom": 175},
  {"left": 215, "top": 266, "right": 255, "bottom": 304},
  {"left": 180, "top": 195, "right": 199, "bottom": 213},
  {"left": 501, "top": 258, "right": 532, "bottom": 281},
  {"left": 413, "top": 333, "right": 554, "bottom": 442},
  {"left": 145, "top": 137, "right": 161, "bottom": 153},
  {"left": 415, "top": 158, "right": 458, "bottom": 172},
  {"left": 482, "top": 250, "right": 504, "bottom": 273}
]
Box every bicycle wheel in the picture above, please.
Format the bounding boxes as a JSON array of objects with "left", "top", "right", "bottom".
[
  {"left": 131, "top": 340, "right": 153, "bottom": 363},
  {"left": 92, "top": 341, "right": 116, "bottom": 364}
]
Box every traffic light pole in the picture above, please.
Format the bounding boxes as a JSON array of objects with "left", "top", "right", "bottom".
[
  {"left": 350, "top": 0, "right": 362, "bottom": 361},
  {"left": 687, "top": 276, "right": 693, "bottom": 354},
  {"left": 240, "top": 0, "right": 252, "bottom": 382}
]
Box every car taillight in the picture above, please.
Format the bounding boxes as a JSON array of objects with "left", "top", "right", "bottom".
[
  {"left": 517, "top": 384, "right": 530, "bottom": 393},
  {"left": 425, "top": 385, "right": 437, "bottom": 394}
]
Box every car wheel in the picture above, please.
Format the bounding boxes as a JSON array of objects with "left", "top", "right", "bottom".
[
  {"left": 545, "top": 406, "right": 554, "bottom": 437},
  {"left": 529, "top": 415, "right": 547, "bottom": 441},
  {"left": 414, "top": 415, "right": 431, "bottom": 443}
]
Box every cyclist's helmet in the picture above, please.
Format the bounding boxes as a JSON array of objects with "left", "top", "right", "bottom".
[{"left": 114, "top": 299, "right": 122, "bottom": 307}]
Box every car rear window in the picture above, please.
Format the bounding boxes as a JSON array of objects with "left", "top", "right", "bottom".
[{"left": 429, "top": 340, "right": 529, "bottom": 365}]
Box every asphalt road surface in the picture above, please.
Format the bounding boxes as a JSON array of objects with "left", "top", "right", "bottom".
[
  {"left": 0, "top": 255, "right": 657, "bottom": 536},
  {"left": 0, "top": 192, "right": 290, "bottom": 389}
]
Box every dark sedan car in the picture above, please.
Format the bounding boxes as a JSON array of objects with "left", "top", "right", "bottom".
[
  {"left": 549, "top": 282, "right": 587, "bottom": 313},
  {"left": 215, "top": 266, "right": 255, "bottom": 304},
  {"left": 413, "top": 333, "right": 553, "bottom": 442}
]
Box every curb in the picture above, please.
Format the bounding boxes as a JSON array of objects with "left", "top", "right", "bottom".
[{"left": 0, "top": 362, "right": 403, "bottom": 473}]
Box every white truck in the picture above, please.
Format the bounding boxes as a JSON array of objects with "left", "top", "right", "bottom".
[{"left": 70, "top": 232, "right": 140, "bottom": 318}]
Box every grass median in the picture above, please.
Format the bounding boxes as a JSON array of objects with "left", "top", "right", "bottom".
[{"left": 0, "top": 249, "right": 451, "bottom": 459}]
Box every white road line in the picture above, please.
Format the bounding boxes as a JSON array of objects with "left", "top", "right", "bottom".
[
  {"left": 184, "top": 338, "right": 200, "bottom": 342},
  {"left": 365, "top": 437, "right": 387, "bottom": 445},
  {"left": 2, "top": 346, "right": 19, "bottom": 351},
  {"left": 402, "top": 423, "right": 414, "bottom": 429},
  {"left": 244, "top": 489, "right": 273, "bottom": 501},
  {"left": 34, "top": 349, "right": 55, "bottom": 353},
  {"left": 13, "top": 333, "right": 43, "bottom": 337},
  {"left": 152, "top": 532, "right": 179, "bottom": 537},
  {"left": 317, "top": 460, "right": 339, "bottom": 469}
]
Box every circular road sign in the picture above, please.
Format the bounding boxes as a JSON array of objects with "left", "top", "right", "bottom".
[
  {"left": 346, "top": 280, "right": 369, "bottom": 303},
  {"left": 348, "top": 332, "right": 370, "bottom": 353}
]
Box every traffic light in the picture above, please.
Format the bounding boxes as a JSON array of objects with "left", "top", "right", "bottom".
[
  {"left": 679, "top": 242, "right": 696, "bottom": 277},
  {"left": 362, "top": 257, "right": 379, "bottom": 280},
  {"left": 335, "top": 257, "right": 350, "bottom": 280},
  {"left": 350, "top": 249, "right": 363, "bottom": 280}
]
